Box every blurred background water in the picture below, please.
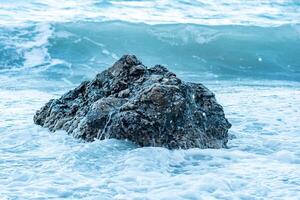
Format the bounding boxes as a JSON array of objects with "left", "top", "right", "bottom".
[{"left": 0, "top": 0, "right": 300, "bottom": 199}]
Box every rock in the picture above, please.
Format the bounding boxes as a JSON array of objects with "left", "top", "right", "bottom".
[{"left": 34, "top": 55, "right": 231, "bottom": 149}]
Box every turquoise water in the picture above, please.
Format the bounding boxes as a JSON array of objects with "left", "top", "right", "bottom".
[{"left": 0, "top": 1, "right": 300, "bottom": 199}]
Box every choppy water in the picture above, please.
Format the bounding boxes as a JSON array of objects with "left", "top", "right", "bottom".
[{"left": 0, "top": 1, "right": 300, "bottom": 199}]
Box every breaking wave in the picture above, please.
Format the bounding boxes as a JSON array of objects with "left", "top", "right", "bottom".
[{"left": 0, "top": 21, "right": 299, "bottom": 84}]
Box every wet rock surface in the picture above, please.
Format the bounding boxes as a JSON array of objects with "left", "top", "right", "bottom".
[{"left": 34, "top": 55, "right": 231, "bottom": 149}]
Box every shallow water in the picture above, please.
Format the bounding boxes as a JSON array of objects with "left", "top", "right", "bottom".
[{"left": 1, "top": 0, "right": 300, "bottom": 199}]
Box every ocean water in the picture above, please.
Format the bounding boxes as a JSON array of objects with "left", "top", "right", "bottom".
[{"left": 0, "top": 0, "right": 300, "bottom": 199}]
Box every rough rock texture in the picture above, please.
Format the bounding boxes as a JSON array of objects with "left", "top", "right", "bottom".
[{"left": 34, "top": 55, "right": 231, "bottom": 149}]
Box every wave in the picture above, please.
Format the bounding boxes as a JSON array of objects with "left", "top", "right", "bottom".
[{"left": 0, "top": 21, "right": 299, "bottom": 82}]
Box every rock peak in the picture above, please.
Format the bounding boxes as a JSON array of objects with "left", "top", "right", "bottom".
[
  {"left": 109, "top": 55, "right": 142, "bottom": 76},
  {"left": 121, "top": 54, "right": 142, "bottom": 66}
]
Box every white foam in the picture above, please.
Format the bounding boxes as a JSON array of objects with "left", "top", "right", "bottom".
[
  {"left": 273, "top": 150, "right": 299, "bottom": 164},
  {"left": 0, "top": 0, "right": 299, "bottom": 27},
  {"left": 0, "top": 82, "right": 300, "bottom": 199},
  {"left": 23, "top": 48, "right": 49, "bottom": 68}
]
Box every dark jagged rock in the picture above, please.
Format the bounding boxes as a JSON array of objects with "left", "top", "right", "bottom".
[{"left": 34, "top": 55, "right": 231, "bottom": 149}]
